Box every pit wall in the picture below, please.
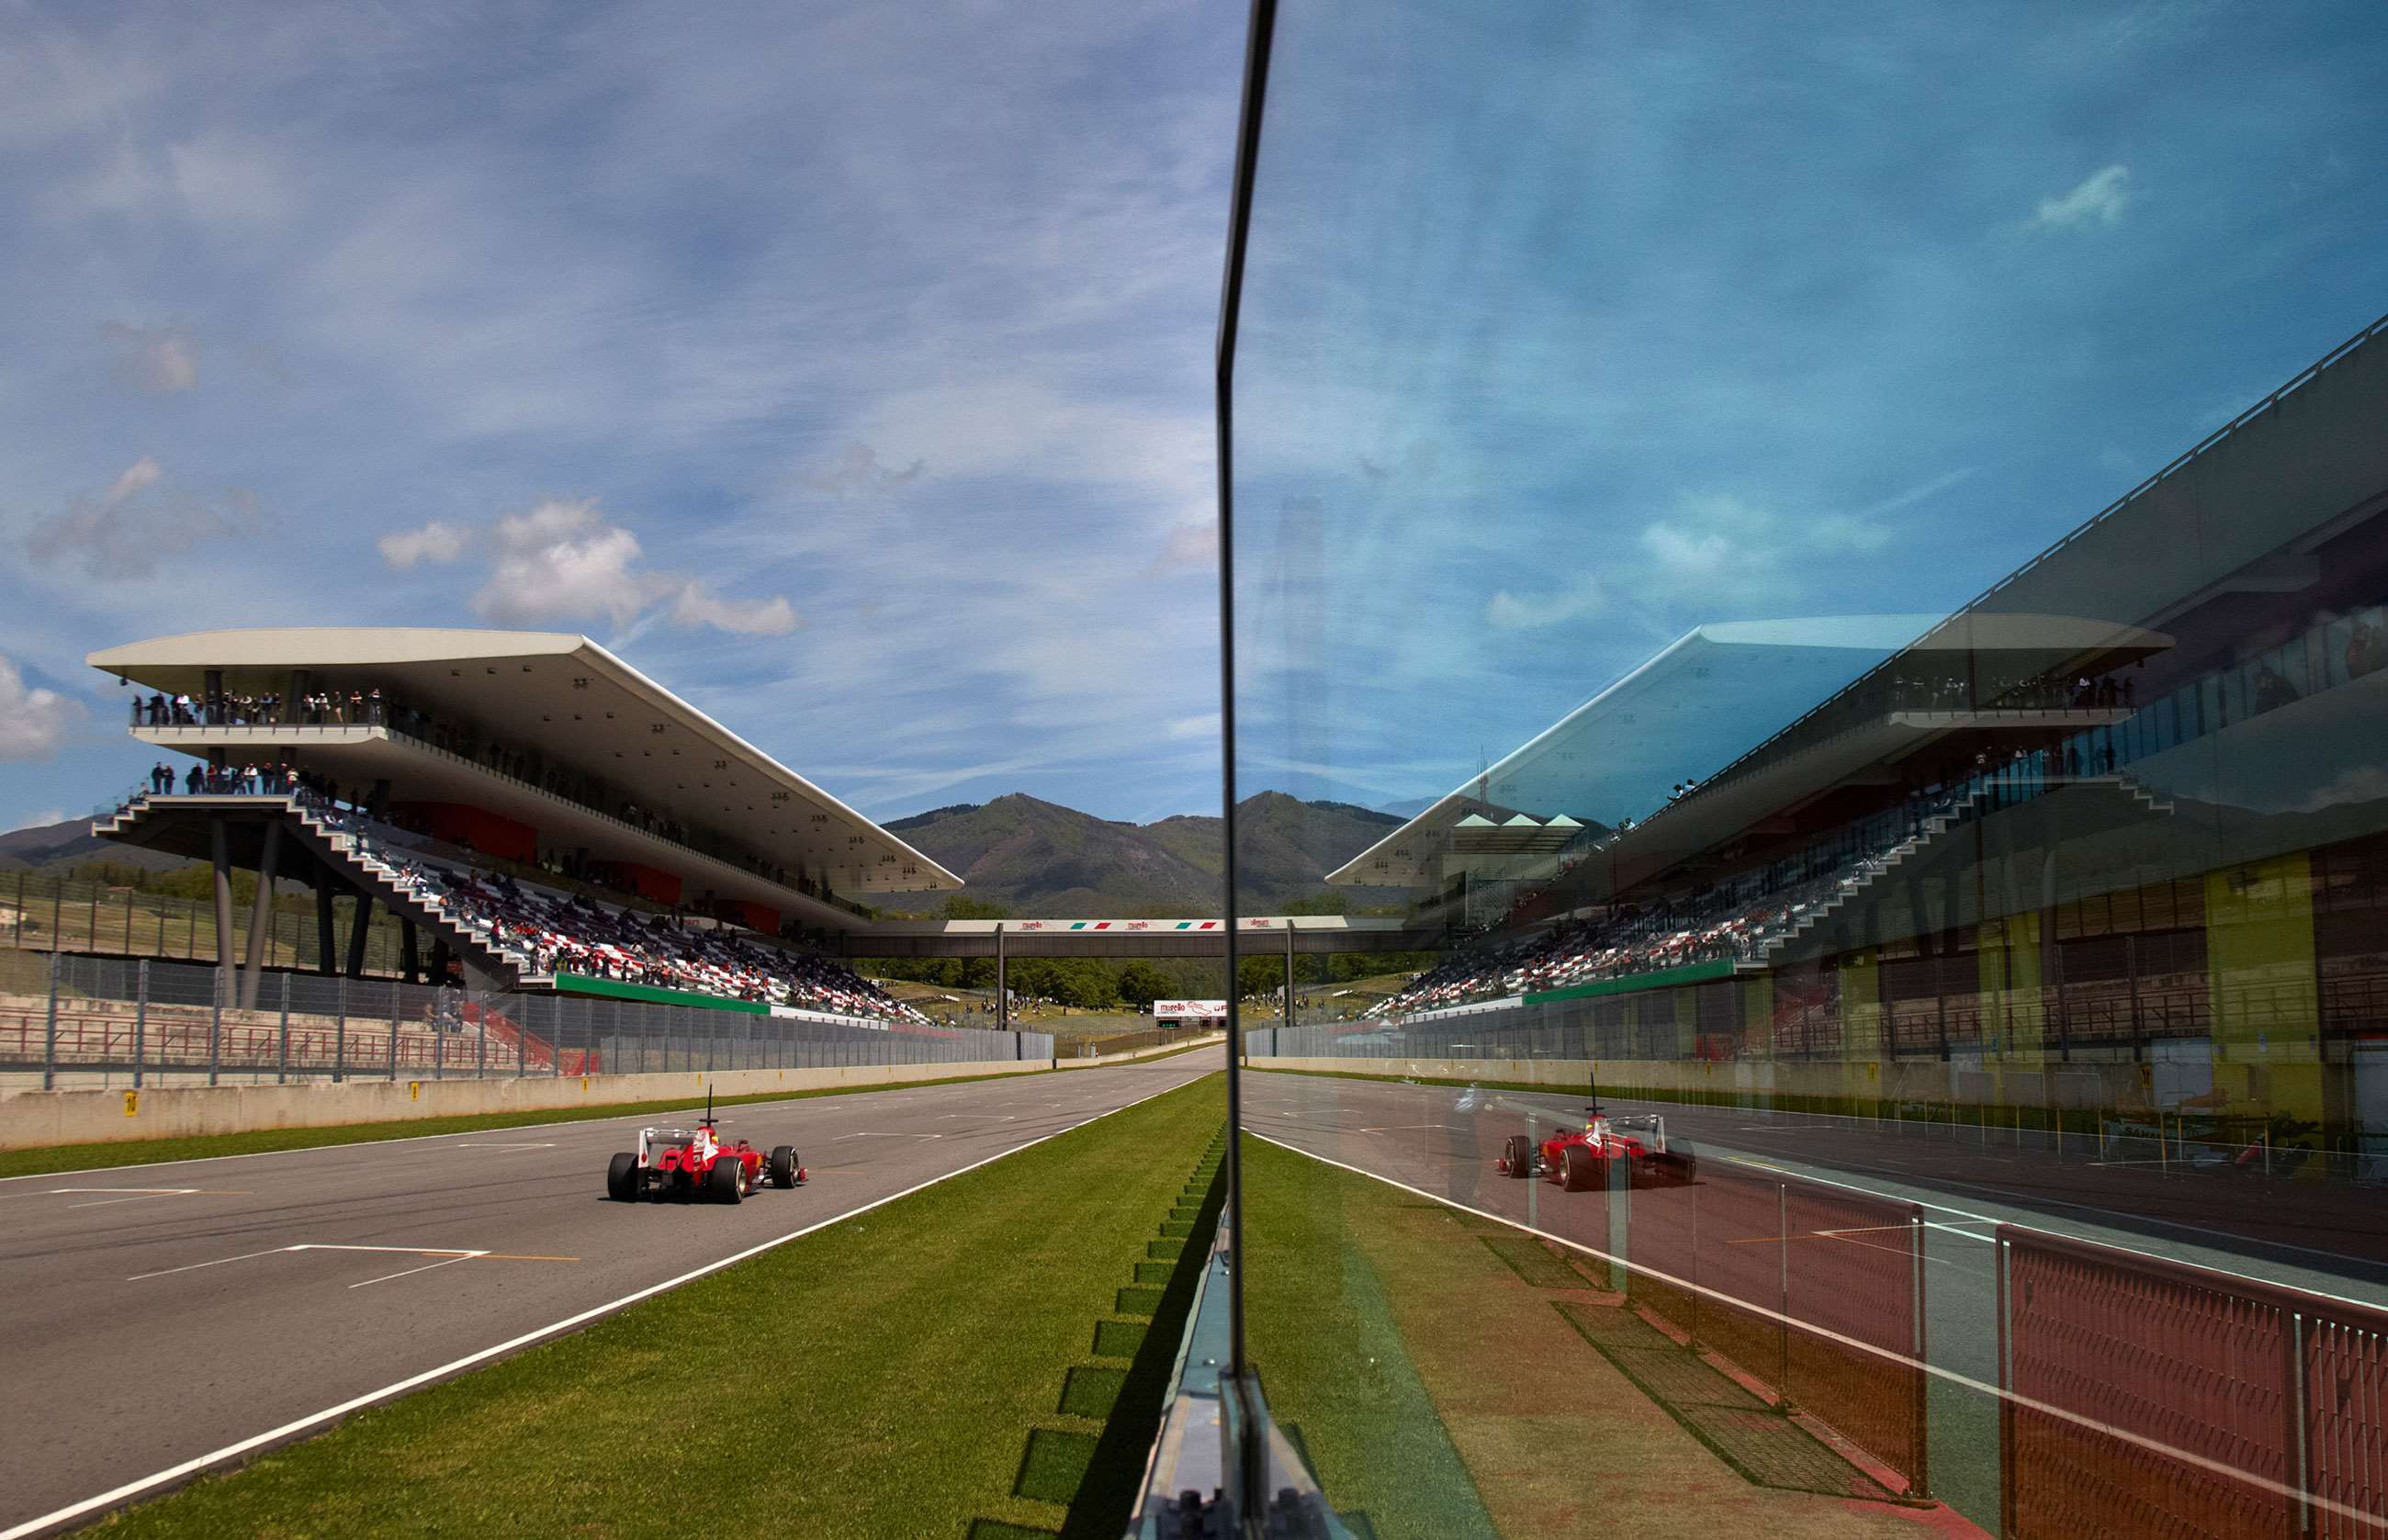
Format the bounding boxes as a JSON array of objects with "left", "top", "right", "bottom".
[{"left": 0, "top": 1058, "right": 1045, "bottom": 1151}]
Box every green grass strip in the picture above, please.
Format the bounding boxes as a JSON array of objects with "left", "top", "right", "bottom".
[
  {"left": 1242, "top": 1135, "right": 1500, "bottom": 1540},
  {"left": 0, "top": 1066, "right": 1082, "bottom": 1181},
  {"left": 77, "top": 1076, "right": 1224, "bottom": 1540}
]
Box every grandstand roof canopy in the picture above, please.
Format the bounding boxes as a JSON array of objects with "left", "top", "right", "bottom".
[
  {"left": 1325, "top": 616, "right": 1938, "bottom": 885},
  {"left": 88, "top": 627, "right": 962, "bottom": 908}
]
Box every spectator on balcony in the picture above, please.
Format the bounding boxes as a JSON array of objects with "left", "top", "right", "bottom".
[{"left": 184, "top": 764, "right": 205, "bottom": 794}]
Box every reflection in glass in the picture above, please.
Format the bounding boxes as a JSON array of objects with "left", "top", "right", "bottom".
[{"left": 1221, "top": 3, "right": 2388, "bottom": 1536}]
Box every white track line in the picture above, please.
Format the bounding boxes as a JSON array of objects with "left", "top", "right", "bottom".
[
  {"left": 1244, "top": 1128, "right": 2382, "bottom": 1532},
  {"left": 3, "top": 1069, "right": 1209, "bottom": 1540},
  {"left": 351, "top": 1254, "right": 482, "bottom": 1289}
]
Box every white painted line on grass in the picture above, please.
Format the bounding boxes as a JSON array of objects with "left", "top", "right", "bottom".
[{"left": 7, "top": 1069, "right": 1211, "bottom": 1540}]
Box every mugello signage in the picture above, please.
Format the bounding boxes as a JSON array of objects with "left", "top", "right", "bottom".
[{"left": 1155, "top": 999, "right": 1230, "bottom": 1020}]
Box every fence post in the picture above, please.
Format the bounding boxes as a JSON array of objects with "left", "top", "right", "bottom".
[
  {"left": 2289, "top": 1312, "right": 2310, "bottom": 1537},
  {"left": 124, "top": 889, "right": 136, "bottom": 956},
  {"left": 208, "top": 966, "right": 223, "bottom": 1086},
  {"left": 514, "top": 999, "right": 524, "bottom": 1079},
  {"left": 42, "top": 950, "right": 60, "bottom": 1090},
  {"left": 551, "top": 995, "right": 562, "bottom": 1077},
  {"left": 1911, "top": 1210, "right": 1931, "bottom": 1500},
  {"left": 277, "top": 971, "right": 290, "bottom": 1085},
  {"left": 133, "top": 959, "right": 148, "bottom": 1089},
  {"left": 12, "top": 870, "right": 23, "bottom": 946},
  {"left": 388, "top": 985, "right": 400, "bottom": 1082},
  {"left": 334, "top": 974, "right": 346, "bottom": 1083},
  {"left": 1778, "top": 1184, "right": 1792, "bottom": 1411},
  {"left": 478, "top": 997, "right": 488, "bottom": 1079}
]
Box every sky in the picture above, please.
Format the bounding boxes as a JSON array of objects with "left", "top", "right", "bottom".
[
  {"left": 1227, "top": 0, "right": 2388, "bottom": 820},
  {"left": 5, "top": 2, "right": 2387, "bottom": 844},
  {"left": 0, "top": 1, "right": 1241, "bottom": 834}
]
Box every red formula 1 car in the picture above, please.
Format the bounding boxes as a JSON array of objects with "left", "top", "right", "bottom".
[
  {"left": 1496, "top": 1103, "right": 1697, "bottom": 1192},
  {"left": 606, "top": 1094, "right": 804, "bottom": 1204}
]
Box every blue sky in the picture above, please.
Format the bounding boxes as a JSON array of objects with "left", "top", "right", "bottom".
[
  {"left": 0, "top": 2, "right": 1240, "bottom": 833},
  {"left": 5, "top": 3, "right": 2386, "bottom": 841},
  {"left": 1230, "top": 0, "right": 2388, "bottom": 816}
]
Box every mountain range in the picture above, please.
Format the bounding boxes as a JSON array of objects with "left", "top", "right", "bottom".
[{"left": 884, "top": 791, "right": 1412, "bottom": 914}]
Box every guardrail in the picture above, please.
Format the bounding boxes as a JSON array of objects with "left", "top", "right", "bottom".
[{"left": 5, "top": 952, "right": 1053, "bottom": 1090}]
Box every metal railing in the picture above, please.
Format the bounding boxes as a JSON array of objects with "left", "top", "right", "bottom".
[{"left": 4, "top": 952, "right": 1053, "bottom": 1091}]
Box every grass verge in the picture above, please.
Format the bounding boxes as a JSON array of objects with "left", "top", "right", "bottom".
[
  {"left": 0, "top": 1065, "right": 1093, "bottom": 1181},
  {"left": 85, "top": 1074, "right": 1225, "bottom": 1539}
]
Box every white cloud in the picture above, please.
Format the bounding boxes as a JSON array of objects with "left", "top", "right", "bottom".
[
  {"left": 101, "top": 321, "right": 199, "bottom": 393},
  {"left": 1165, "top": 712, "right": 1221, "bottom": 740},
  {"left": 804, "top": 442, "right": 925, "bottom": 495},
  {"left": 670, "top": 581, "right": 801, "bottom": 635},
  {"left": 472, "top": 498, "right": 658, "bottom": 627},
  {"left": 25, "top": 455, "right": 263, "bottom": 578},
  {"left": 1152, "top": 521, "right": 1216, "bottom": 574},
  {"left": 392, "top": 499, "right": 803, "bottom": 638},
  {"left": 5, "top": 808, "right": 70, "bottom": 834},
  {"left": 1486, "top": 573, "right": 1608, "bottom": 632},
  {"left": 0, "top": 654, "right": 81, "bottom": 761},
  {"left": 377, "top": 520, "right": 472, "bottom": 568},
  {"left": 2035, "top": 163, "right": 2131, "bottom": 228}
]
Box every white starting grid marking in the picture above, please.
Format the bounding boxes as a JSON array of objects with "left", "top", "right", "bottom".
[
  {"left": 49, "top": 1186, "right": 247, "bottom": 1209},
  {"left": 127, "top": 1242, "right": 576, "bottom": 1285}
]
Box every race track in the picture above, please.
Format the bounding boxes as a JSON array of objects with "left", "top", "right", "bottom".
[{"left": 0, "top": 1056, "right": 1215, "bottom": 1538}]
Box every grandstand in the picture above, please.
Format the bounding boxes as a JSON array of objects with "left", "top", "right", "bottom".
[
  {"left": 1324, "top": 316, "right": 2388, "bottom": 1163},
  {"left": 84, "top": 628, "right": 961, "bottom": 1027}
]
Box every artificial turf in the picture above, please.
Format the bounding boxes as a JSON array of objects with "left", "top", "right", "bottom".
[{"left": 84, "top": 1074, "right": 1227, "bottom": 1539}]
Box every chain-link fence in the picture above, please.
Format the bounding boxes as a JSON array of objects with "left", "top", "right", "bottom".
[{"left": 2, "top": 952, "right": 1053, "bottom": 1090}]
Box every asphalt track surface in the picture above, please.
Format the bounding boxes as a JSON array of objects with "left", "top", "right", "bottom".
[
  {"left": 0, "top": 1056, "right": 1216, "bottom": 1538},
  {"left": 1242, "top": 1068, "right": 2388, "bottom": 1533}
]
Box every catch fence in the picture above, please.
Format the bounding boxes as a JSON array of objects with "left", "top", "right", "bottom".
[
  {"left": 1998, "top": 1225, "right": 2388, "bottom": 1539},
  {"left": 2, "top": 953, "right": 1053, "bottom": 1090},
  {"left": 1625, "top": 1161, "right": 1929, "bottom": 1496}
]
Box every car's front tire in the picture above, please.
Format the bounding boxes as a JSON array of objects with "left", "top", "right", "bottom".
[
  {"left": 607, "top": 1152, "right": 637, "bottom": 1202},
  {"left": 1501, "top": 1134, "right": 1533, "bottom": 1178},
  {"left": 770, "top": 1145, "right": 798, "bottom": 1188},
  {"left": 1560, "top": 1142, "right": 1598, "bottom": 1192},
  {"left": 708, "top": 1159, "right": 744, "bottom": 1204}
]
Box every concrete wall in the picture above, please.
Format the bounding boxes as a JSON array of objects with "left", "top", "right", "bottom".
[{"left": 0, "top": 1058, "right": 1045, "bottom": 1151}]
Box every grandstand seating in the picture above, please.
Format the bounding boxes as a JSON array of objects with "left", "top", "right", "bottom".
[
  {"left": 1369, "top": 773, "right": 2178, "bottom": 1019},
  {"left": 96, "top": 789, "right": 933, "bottom": 1027}
]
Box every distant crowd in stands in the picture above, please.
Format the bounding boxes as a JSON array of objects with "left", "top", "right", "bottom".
[
  {"left": 136, "top": 688, "right": 395, "bottom": 728},
  {"left": 132, "top": 679, "right": 847, "bottom": 905},
  {"left": 353, "top": 848, "right": 929, "bottom": 1025}
]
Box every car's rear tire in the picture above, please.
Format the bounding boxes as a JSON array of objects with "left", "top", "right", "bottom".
[
  {"left": 770, "top": 1145, "right": 798, "bottom": 1188},
  {"left": 1560, "top": 1142, "right": 1598, "bottom": 1192},
  {"left": 1501, "top": 1134, "right": 1533, "bottom": 1178},
  {"left": 607, "top": 1152, "right": 637, "bottom": 1202},
  {"left": 708, "top": 1159, "right": 744, "bottom": 1204}
]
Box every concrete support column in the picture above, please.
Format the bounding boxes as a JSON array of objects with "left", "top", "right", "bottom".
[
  {"left": 995, "top": 924, "right": 1007, "bottom": 1033},
  {"left": 401, "top": 921, "right": 421, "bottom": 984},
  {"left": 344, "top": 888, "right": 376, "bottom": 979},
  {"left": 315, "top": 874, "right": 337, "bottom": 975},
  {"left": 238, "top": 820, "right": 281, "bottom": 1011},
  {"left": 209, "top": 817, "right": 235, "bottom": 1006}
]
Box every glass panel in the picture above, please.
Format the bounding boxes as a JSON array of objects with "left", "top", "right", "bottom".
[{"left": 1223, "top": 4, "right": 2388, "bottom": 1536}]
